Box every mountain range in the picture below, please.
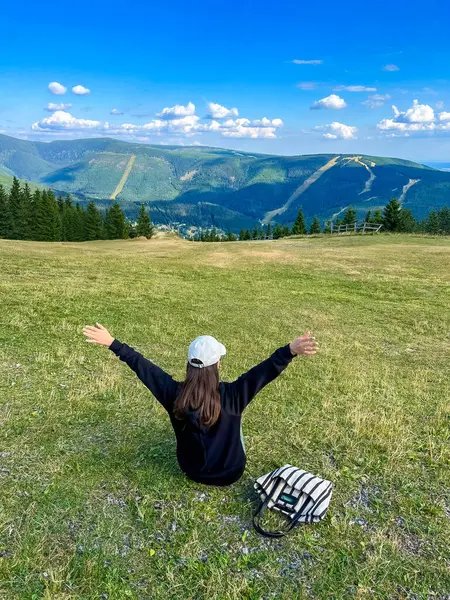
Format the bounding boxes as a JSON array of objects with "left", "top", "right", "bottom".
[{"left": 1, "top": 133, "right": 449, "bottom": 231}]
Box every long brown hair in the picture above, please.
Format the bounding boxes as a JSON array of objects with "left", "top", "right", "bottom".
[{"left": 173, "top": 360, "right": 221, "bottom": 427}]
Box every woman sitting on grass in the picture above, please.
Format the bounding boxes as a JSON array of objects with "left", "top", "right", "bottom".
[{"left": 82, "top": 324, "right": 318, "bottom": 486}]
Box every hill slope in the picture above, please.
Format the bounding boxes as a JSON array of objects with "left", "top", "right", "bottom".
[{"left": 1, "top": 133, "right": 448, "bottom": 230}]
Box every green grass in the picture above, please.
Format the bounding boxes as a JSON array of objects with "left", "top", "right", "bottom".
[{"left": 0, "top": 234, "right": 449, "bottom": 600}]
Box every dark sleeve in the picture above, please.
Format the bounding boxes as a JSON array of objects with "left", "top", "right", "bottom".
[
  {"left": 224, "top": 344, "right": 295, "bottom": 414},
  {"left": 109, "top": 339, "right": 178, "bottom": 410}
]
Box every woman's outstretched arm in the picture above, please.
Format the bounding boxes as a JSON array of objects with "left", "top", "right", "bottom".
[
  {"left": 82, "top": 323, "right": 177, "bottom": 409},
  {"left": 226, "top": 331, "right": 318, "bottom": 414}
]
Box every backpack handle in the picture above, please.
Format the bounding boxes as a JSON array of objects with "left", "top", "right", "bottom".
[{"left": 252, "top": 477, "right": 295, "bottom": 538}]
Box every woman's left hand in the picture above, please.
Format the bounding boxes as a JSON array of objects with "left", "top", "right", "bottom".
[{"left": 82, "top": 323, "right": 114, "bottom": 347}]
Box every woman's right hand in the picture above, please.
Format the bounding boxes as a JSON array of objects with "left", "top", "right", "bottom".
[
  {"left": 289, "top": 331, "right": 318, "bottom": 356},
  {"left": 82, "top": 323, "right": 115, "bottom": 347}
]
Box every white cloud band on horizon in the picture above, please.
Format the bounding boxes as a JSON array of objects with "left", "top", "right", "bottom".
[{"left": 31, "top": 107, "right": 284, "bottom": 139}]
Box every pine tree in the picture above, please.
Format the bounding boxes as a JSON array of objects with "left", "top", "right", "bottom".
[
  {"left": 273, "top": 224, "right": 283, "bottom": 239},
  {"left": 309, "top": 217, "right": 321, "bottom": 234},
  {"left": 58, "top": 195, "right": 67, "bottom": 240},
  {"left": 60, "top": 195, "right": 79, "bottom": 241},
  {"left": 73, "top": 202, "right": 86, "bottom": 241},
  {"left": 342, "top": 206, "right": 357, "bottom": 226},
  {"left": 437, "top": 206, "right": 450, "bottom": 234},
  {"left": 238, "top": 229, "right": 245, "bottom": 241},
  {"left": 104, "top": 201, "right": 127, "bottom": 239},
  {"left": 8, "top": 177, "right": 22, "bottom": 239},
  {"left": 372, "top": 209, "right": 383, "bottom": 224},
  {"left": 84, "top": 201, "right": 104, "bottom": 240},
  {"left": 383, "top": 197, "right": 402, "bottom": 231},
  {"left": 398, "top": 208, "right": 417, "bottom": 233},
  {"left": 136, "top": 204, "right": 154, "bottom": 238},
  {"left": 36, "top": 190, "right": 61, "bottom": 241},
  {"left": 0, "top": 184, "right": 13, "bottom": 238},
  {"left": 323, "top": 220, "right": 332, "bottom": 234},
  {"left": 426, "top": 210, "right": 440, "bottom": 234},
  {"left": 20, "top": 184, "right": 34, "bottom": 240},
  {"left": 227, "top": 232, "right": 237, "bottom": 241},
  {"left": 292, "top": 208, "right": 306, "bottom": 235},
  {"left": 282, "top": 225, "right": 290, "bottom": 237},
  {"left": 365, "top": 210, "right": 372, "bottom": 223},
  {"left": 28, "top": 190, "right": 41, "bottom": 240},
  {"left": 266, "top": 222, "right": 272, "bottom": 239},
  {"left": 251, "top": 226, "right": 259, "bottom": 240}
]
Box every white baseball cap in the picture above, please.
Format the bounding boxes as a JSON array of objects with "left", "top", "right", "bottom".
[{"left": 188, "top": 335, "right": 226, "bottom": 368}]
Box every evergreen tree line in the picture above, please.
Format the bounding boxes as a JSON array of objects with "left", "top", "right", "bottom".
[
  {"left": 0, "top": 178, "right": 154, "bottom": 242},
  {"left": 193, "top": 199, "right": 450, "bottom": 242}
]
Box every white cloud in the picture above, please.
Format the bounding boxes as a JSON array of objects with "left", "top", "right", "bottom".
[
  {"left": 45, "top": 102, "right": 72, "bottom": 112},
  {"left": 72, "top": 85, "right": 91, "bottom": 96},
  {"left": 383, "top": 64, "right": 400, "bottom": 71},
  {"left": 48, "top": 81, "right": 67, "bottom": 95},
  {"left": 393, "top": 99, "right": 435, "bottom": 123},
  {"left": 311, "top": 94, "right": 347, "bottom": 110},
  {"left": 362, "top": 94, "right": 391, "bottom": 109},
  {"left": 110, "top": 108, "right": 124, "bottom": 115},
  {"left": 296, "top": 81, "right": 317, "bottom": 90},
  {"left": 438, "top": 111, "right": 450, "bottom": 122},
  {"left": 293, "top": 59, "right": 323, "bottom": 65},
  {"left": 207, "top": 102, "right": 239, "bottom": 119},
  {"left": 334, "top": 85, "right": 377, "bottom": 92},
  {"left": 156, "top": 102, "right": 196, "bottom": 119},
  {"left": 315, "top": 122, "right": 358, "bottom": 140},
  {"left": 377, "top": 101, "right": 437, "bottom": 134},
  {"left": 32, "top": 111, "right": 105, "bottom": 131},
  {"left": 436, "top": 101, "right": 444, "bottom": 110}
]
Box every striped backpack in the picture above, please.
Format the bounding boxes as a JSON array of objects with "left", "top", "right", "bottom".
[{"left": 253, "top": 465, "right": 334, "bottom": 537}]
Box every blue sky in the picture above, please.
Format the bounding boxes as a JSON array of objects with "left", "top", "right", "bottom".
[{"left": 1, "top": 0, "right": 449, "bottom": 161}]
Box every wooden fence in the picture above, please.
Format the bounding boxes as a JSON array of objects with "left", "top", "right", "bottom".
[{"left": 331, "top": 221, "right": 383, "bottom": 234}]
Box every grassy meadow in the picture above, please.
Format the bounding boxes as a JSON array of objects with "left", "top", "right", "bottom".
[{"left": 0, "top": 233, "right": 449, "bottom": 600}]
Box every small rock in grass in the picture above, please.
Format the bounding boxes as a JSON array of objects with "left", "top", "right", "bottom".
[
  {"left": 171, "top": 522, "right": 177, "bottom": 532},
  {"left": 106, "top": 494, "right": 126, "bottom": 509},
  {"left": 349, "top": 518, "right": 369, "bottom": 529},
  {"left": 0, "top": 549, "right": 13, "bottom": 558},
  {"left": 241, "top": 547, "right": 248, "bottom": 555},
  {"left": 0, "top": 467, "right": 10, "bottom": 474},
  {"left": 199, "top": 551, "right": 208, "bottom": 562},
  {"left": 153, "top": 502, "right": 162, "bottom": 510},
  {"left": 1, "top": 452, "right": 10, "bottom": 458},
  {"left": 195, "top": 492, "right": 208, "bottom": 502}
]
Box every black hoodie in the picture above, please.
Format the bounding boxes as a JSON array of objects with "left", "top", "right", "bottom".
[{"left": 109, "top": 339, "right": 295, "bottom": 486}]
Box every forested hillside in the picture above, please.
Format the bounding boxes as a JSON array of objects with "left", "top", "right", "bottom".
[{"left": 1, "top": 133, "right": 449, "bottom": 231}]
